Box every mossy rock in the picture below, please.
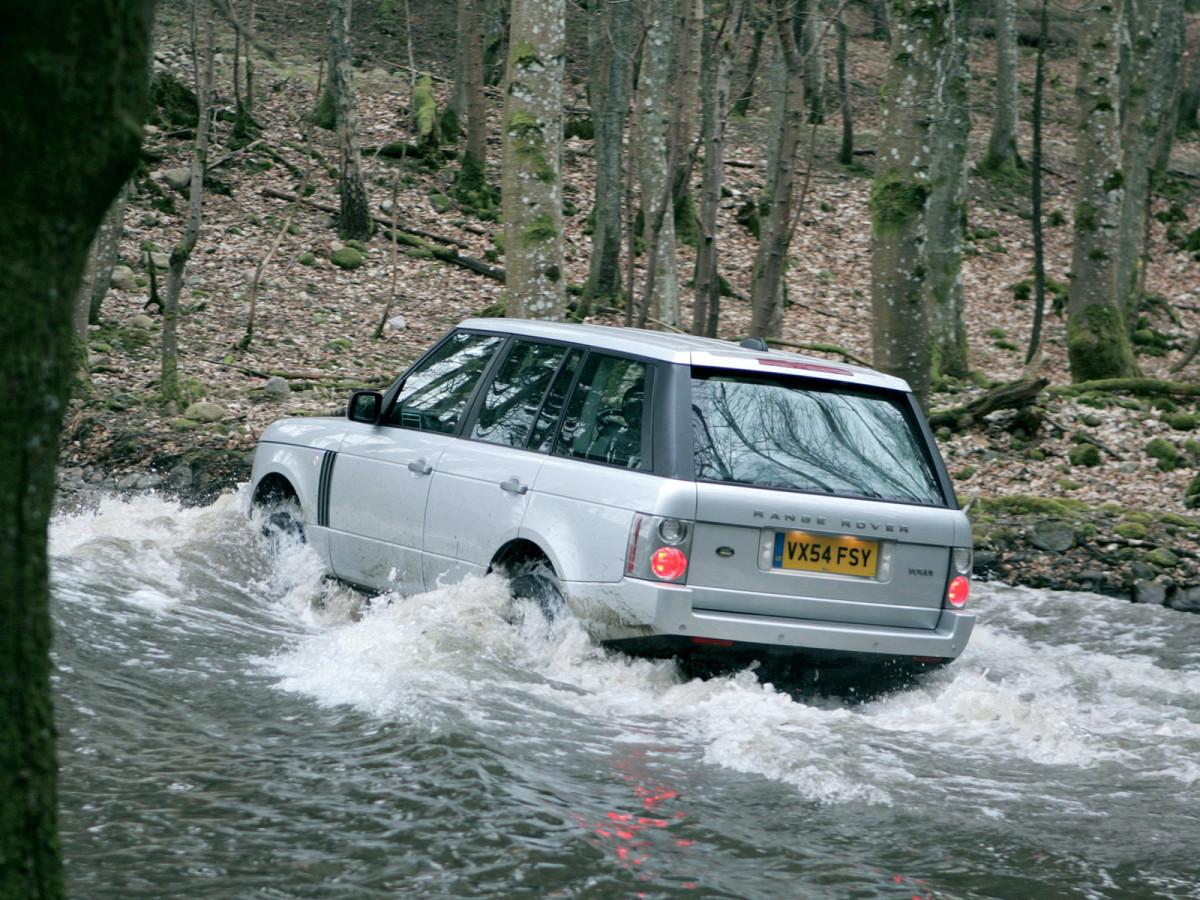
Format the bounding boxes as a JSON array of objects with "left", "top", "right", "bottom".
[
  {"left": 323, "top": 338, "right": 353, "bottom": 353},
  {"left": 1145, "top": 548, "right": 1180, "bottom": 568},
  {"left": 1114, "top": 522, "right": 1149, "bottom": 540},
  {"left": 299, "top": 252, "right": 318, "bottom": 267},
  {"left": 1068, "top": 443, "right": 1101, "bottom": 467},
  {"left": 330, "top": 247, "right": 364, "bottom": 270},
  {"left": 1169, "top": 413, "right": 1198, "bottom": 431},
  {"left": 1146, "top": 437, "right": 1179, "bottom": 471}
]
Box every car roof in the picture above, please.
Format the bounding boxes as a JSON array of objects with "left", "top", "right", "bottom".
[{"left": 456, "top": 318, "right": 910, "bottom": 391}]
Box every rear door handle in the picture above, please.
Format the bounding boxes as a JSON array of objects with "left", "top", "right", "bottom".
[
  {"left": 407, "top": 458, "right": 433, "bottom": 475},
  {"left": 499, "top": 476, "right": 528, "bottom": 495}
]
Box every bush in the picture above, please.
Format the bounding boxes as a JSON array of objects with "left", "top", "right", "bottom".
[
  {"left": 1147, "top": 437, "right": 1179, "bottom": 471},
  {"left": 1069, "top": 443, "right": 1100, "bottom": 467},
  {"left": 1169, "top": 413, "right": 1198, "bottom": 431}
]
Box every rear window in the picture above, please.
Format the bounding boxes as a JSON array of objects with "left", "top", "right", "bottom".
[{"left": 690, "top": 370, "right": 944, "bottom": 505}]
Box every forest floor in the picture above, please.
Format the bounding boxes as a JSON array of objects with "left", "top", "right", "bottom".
[{"left": 56, "top": 2, "right": 1200, "bottom": 604}]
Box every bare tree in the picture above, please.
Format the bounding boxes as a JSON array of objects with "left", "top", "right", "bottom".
[
  {"left": 1067, "top": 0, "right": 1137, "bottom": 381},
  {"left": 981, "top": 0, "right": 1024, "bottom": 175},
  {"left": 0, "top": 3, "right": 150, "bottom": 896},
  {"left": 328, "top": 0, "right": 372, "bottom": 240},
  {"left": 924, "top": 0, "right": 971, "bottom": 381},
  {"left": 1116, "top": 0, "right": 1184, "bottom": 324},
  {"left": 870, "top": 0, "right": 958, "bottom": 406},
  {"left": 693, "top": 0, "right": 747, "bottom": 336},
  {"left": 501, "top": 0, "right": 566, "bottom": 318},
  {"left": 635, "top": 0, "right": 681, "bottom": 328},
  {"left": 162, "top": 0, "right": 216, "bottom": 410},
  {"left": 581, "top": 0, "right": 634, "bottom": 314}
]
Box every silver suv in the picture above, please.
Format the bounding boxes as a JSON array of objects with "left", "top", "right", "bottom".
[{"left": 250, "top": 319, "right": 974, "bottom": 682}]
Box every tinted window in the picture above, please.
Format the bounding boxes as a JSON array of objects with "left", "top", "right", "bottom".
[
  {"left": 691, "top": 371, "right": 943, "bottom": 504},
  {"left": 556, "top": 354, "right": 647, "bottom": 469},
  {"left": 529, "top": 349, "right": 582, "bottom": 452},
  {"left": 383, "top": 332, "right": 503, "bottom": 432},
  {"left": 471, "top": 340, "right": 570, "bottom": 447}
]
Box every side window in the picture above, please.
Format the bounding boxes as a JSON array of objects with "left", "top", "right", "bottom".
[
  {"left": 555, "top": 354, "right": 648, "bottom": 469},
  {"left": 382, "top": 332, "right": 504, "bottom": 432},
  {"left": 471, "top": 340, "right": 570, "bottom": 448},
  {"left": 529, "top": 349, "right": 582, "bottom": 452}
]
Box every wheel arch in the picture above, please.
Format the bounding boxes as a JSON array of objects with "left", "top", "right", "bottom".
[
  {"left": 252, "top": 471, "right": 299, "bottom": 507},
  {"left": 489, "top": 538, "right": 559, "bottom": 579}
]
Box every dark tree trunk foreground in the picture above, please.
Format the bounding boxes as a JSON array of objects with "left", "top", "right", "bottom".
[{"left": 0, "top": 2, "right": 151, "bottom": 898}]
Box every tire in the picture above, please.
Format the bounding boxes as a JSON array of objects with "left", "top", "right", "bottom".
[
  {"left": 506, "top": 560, "right": 566, "bottom": 623},
  {"left": 259, "top": 500, "right": 306, "bottom": 546}
]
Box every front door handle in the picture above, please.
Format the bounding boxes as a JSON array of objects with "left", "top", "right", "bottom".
[
  {"left": 407, "top": 458, "right": 433, "bottom": 476},
  {"left": 499, "top": 476, "right": 528, "bottom": 495}
]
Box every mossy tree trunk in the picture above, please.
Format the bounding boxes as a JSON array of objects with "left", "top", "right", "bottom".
[
  {"left": 870, "top": 0, "right": 952, "bottom": 407},
  {"left": 924, "top": 0, "right": 972, "bottom": 382},
  {"left": 634, "top": 0, "right": 680, "bottom": 328},
  {"left": 981, "top": 0, "right": 1023, "bottom": 174},
  {"left": 0, "top": 2, "right": 150, "bottom": 898},
  {"left": 1115, "top": 0, "right": 1183, "bottom": 325},
  {"left": 581, "top": 0, "right": 634, "bottom": 314},
  {"left": 1067, "top": 0, "right": 1137, "bottom": 383},
  {"left": 693, "top": 0, "right": 746, "bottom": 337},
  {"left": 748, "top": 0, "right": 805, "bottom": 340},
  {"left": 328, "top": 0, "right": 372, "bottom": 241},
  {"left": 501, "top": 0, "right": 566, "bottom": 319},
  {"left": 460, "top": 0, "right": 488, "bottom": 167}
]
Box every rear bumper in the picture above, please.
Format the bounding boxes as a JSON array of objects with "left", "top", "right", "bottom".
[{"left": 567, "top": 578, "right": 975, "bottom": 662}]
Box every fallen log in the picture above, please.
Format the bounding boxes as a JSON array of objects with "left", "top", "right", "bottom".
[
  {"left": 380, "top": 228, "right": 505, "bottom": 282},
  {"left": 260, "top": 187, "right": 470, "bottom": 249},
  {"left": 928, "top": 377, "right": 1049, "bottom": 431},
  {"left": 1049, "top": 377, "right": 1200, "bottom": 399}
]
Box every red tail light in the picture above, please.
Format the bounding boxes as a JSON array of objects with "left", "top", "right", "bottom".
[
  {"left": 650, "top": 547, "right": 688, "bottom": 581},
  {"left": 946, "top": 576, "right": 970, "bottom": 608}
]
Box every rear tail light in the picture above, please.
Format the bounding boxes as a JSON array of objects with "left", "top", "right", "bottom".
[
  {"left": 946, "top": 575, "right": 970, "bottom": 608},
  {"left": 627, "top": 514, "right": 693, "bottom": 582}
]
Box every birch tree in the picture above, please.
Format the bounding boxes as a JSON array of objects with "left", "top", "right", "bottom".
[
  {"left": 501, "top": 0, "right": 566, "bottom": 319},
  {"left": 328, "top": 0, "right": 371, "bottom": 240},
  {"left": 582, "top": 0, "right": 634, "bottom": 314},
  {"left": 1067, "top": 0, "right": 1137, "bottom": 382},
  {"left": 869, "top": 0, "right": 954, "bottom": 406},
  {"left": 1, "top": 2, "right": 150, "bottom": 895}
]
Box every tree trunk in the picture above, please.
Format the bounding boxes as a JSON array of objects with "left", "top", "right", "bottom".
[
  {"left": 1179, "top": 42, "right": 1200, "bottom": 132},
  {"left": 870, "top": 0, "right": 952, "bottom": 407},
  {"left": 582, "top": 0, "right": 633, "bottom": 312},
  {"left": 925, "top": 0, "right": 972, "bottom": 381},
  {"left": 982, "top": 0, "right": 1023, "bottom": 173},
  {"left": 460, "top": 0, "right": 488, "bottom": 165},
  {"left": 501, "top": 0, "right": 566, "bottom": 319},
  {"left": 1025, "top": 0, "right": 1049, "bottom": 366},
  {"left": 1067, "top": 0, "right": 1137, "bottom": 382},
  {"left": 836, "top": 7, "right": 853, "bottom": 165},
  {"left": 1116, "top": 0, "right": 1184, "bottom": 324},
  {"left": 328, "top": 0, "right": 372, "bottom": 241},
  {"left": 0, "top": 3, "right": 149, "bottom": 898},
  {"left": 748, "top": 0, "right": 805, "bottom": 340},
  {"left": 693, "top": 0, "right": 747, "bottom": 336},
  {"left": 635, "top": 0, "right": 680, "bottom": 328},
  {"left": 732, "top": 11, "right": 768, "bottom": 117},
  {"left": 163, "top": 0, "right": 216, "bottom": 411},
  {"left": 800, "top": 0, "right": 825, "bottom": 123}
]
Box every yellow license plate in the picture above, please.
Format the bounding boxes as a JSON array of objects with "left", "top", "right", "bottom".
[{"left": 772, "top": 532, "right": 879, "bottom": 577}]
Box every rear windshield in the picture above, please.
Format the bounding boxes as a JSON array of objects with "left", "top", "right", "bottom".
[{"left": 690, "top": 370, "right": 945, "bottom": 505}]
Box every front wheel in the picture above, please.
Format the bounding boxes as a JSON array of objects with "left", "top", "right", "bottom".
[
  {"left": 258, "top": 499, "right": 306, "bottom": 548},
  {"left": 505, "top": 559, "right": 566, "bottom": 624}
]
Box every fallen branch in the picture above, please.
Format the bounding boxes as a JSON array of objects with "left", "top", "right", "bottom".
[
  {"left": 758, "top": 337, "right": 871, "bottom": 368},
  {"left": 1049, "top": 377, "right": 1200, "bottom": 399},
  {"left": 928, "top": 377, "right": 1049, "bottom": 431},
  {"left": 260, "top": 187, "right": 470, "bottom": 249},
  {"left": 381, "top": 228, "right": 505, "bottom": 281}
]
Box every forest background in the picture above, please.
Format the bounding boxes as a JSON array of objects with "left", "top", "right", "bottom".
[{"left": 62, "top": 0, "right": 1200, "bottom": 526}]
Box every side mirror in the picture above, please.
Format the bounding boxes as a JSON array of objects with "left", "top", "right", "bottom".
[{"left": 347, "top": 390, "right": 383, "bottom": 424}]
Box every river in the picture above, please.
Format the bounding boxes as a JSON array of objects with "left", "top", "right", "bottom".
[{"left": 49, "top": 492, "right": 1200, "bottom": 899}]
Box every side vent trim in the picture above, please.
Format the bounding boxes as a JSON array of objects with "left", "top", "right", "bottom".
[{"left": 317, "top": 450, "right": 337, "bottom": 528}]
